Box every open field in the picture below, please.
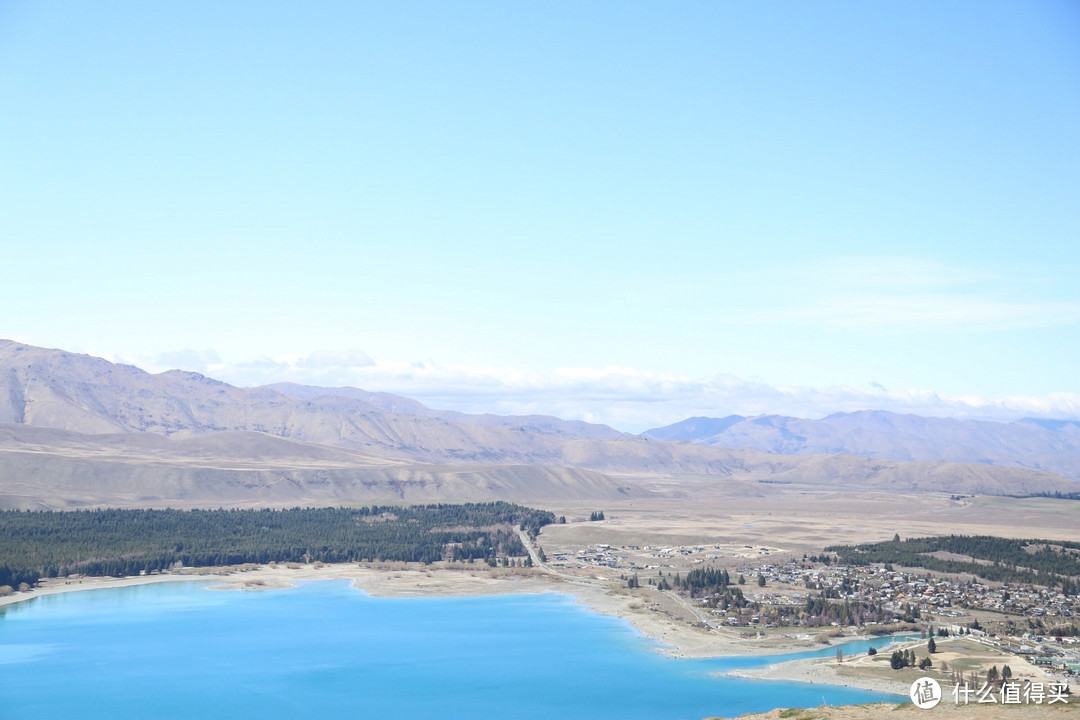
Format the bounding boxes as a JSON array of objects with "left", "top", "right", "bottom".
[{"left": 533, "top": 488, "right": 1080, "bottom": 572}]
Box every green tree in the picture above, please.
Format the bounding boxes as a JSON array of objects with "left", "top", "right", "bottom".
[
  {"left": 757, "top": 574, "right": 766, "bottom": 587},
  {"left": 928, "top": 636, "right": 936, "bottom": 653}
]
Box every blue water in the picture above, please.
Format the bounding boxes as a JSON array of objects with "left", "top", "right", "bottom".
[{"left": 0, "top": 581, "right": 905, "bottom": 719}]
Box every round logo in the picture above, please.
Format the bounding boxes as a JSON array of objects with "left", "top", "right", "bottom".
[{"left": 910, "top": 677, "right": 942, "bottom": 709}]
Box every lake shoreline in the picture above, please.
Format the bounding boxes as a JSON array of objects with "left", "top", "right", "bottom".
[
  {"left": 721, "top": 658, "right": 911, "bottom": 696},
  {"left": 0, "top": 562, "right": 902, "bottom": 670},
  {"left": 2, "top": 570, "right": 910, "bottom": 720}
]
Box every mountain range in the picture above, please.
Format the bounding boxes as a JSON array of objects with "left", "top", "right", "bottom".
[
  {"left": 0, "top": 339, "right": 1075, "bottom": 509},
  {"left": 642, "top": 412, "right": 1080, "bottom": 482}
]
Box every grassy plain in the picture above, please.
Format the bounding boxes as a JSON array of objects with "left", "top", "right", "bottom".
[{"left": 535, "top": 487, "right": 1080, "bottom": 570}]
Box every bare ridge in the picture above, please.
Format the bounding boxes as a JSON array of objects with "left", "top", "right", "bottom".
[{"left": 0, "top": 339, "right": 1075, "bottom": 508}]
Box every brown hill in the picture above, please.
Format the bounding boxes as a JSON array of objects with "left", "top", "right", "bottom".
[
  {"left": 0, "top": 340, "right": 626, "bottom": 464},
  {"left": 0, "top": 424, "right": 644, "bottom": 509},
  {"left": 644, "top": 411, "right": 1080, "bottom": 481},
  {"left": 0, "top": 339, "right": 1075, "bottom": 509}
]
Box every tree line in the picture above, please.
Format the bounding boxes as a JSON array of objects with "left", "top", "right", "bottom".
[
  {"left": 670, "top": 567, "right": 751, "bottom": 610},
  {"left": 827, "top": 535, "right": 1080, "bottom": 589},
  {"left": 0, "top": 503, "right": 555, "bottom": 588}
]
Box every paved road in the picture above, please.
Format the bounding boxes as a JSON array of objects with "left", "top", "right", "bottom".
[
  {"left": 515, "top": 526, "right": 603, "bottom": 587},
  {"left": 517, "top": 526, "right": 723, "bottom": 632}
]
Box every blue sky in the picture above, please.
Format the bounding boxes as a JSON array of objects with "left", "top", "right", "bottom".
[{"left": 2, "top": 1, "right": 1079, "bottom": 430}]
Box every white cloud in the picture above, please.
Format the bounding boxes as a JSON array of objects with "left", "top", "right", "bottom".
[
  {"left": 764, "top": 294, "right": 1080, "bottom": 331},
  {"left": 152, "top": 348, "right": 222, "bottom": 373},
  {"left": 738, "top": 255, "right": 1080, "bottom": 332},
  {"left": 138, "top": 349, "right": 373, "bottom": 386},
  {"left": 812, "top": 256, "right": 1001, "bottom": 289},
  {"left": 296, "top": 350, "right": 375, "bottom": 369},
  {"left": 137, "top": 349, "right": 1080, "bottom": 433}
]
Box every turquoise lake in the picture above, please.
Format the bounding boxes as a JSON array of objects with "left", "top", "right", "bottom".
[{"left": 0, "top": 580, "right": 905, "bottom": 719}]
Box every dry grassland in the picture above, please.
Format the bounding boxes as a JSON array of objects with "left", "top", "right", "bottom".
[{"left": 537, "top": 488, "right": 1080, "bottom": 573}]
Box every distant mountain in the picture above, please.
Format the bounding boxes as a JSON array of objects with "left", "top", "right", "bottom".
[
  {"left": 1018, "top": 417, "right": 1080, "bottom": 434},
  {"left": 0, "top": 340, "right": 625, "bottom": 465},
  {"left": 638, "top": 415, "right": 746, "bottom": 442},
  {"left": 643, "top": 410, "right": 1080, "bottom": 481},
  {"left": 0, "top": 339, "right": 1075, "bottom": 509},
  {"left": 263, "top": 382, "right": 625, "bottom": 440}
]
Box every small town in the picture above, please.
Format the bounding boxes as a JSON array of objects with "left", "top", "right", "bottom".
[{"left": 547, "top": 539, "right": 1080, "bottom": 693}]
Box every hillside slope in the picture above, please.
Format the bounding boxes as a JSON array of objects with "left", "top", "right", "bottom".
[
  {"left": 0, "top": 340, "right": 1076, "bottom": 508},
  {"left": 644, "top": 410, "right": 1080, "bottom": 481}
]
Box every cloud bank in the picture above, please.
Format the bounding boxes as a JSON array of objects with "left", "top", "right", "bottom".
[
  {"left": 741, "top": 256, "right": 1080, "bottom": 332},
  {"left": 135, "top": 349, "right": 1080, "bottom": 433}
]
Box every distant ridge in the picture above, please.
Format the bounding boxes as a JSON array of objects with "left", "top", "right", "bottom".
[
  {"left": 263, "top": 382, "right": 625, "bottom": 440},
  {"left": 637, "top": 415, "right": 746, "bottom": 442},
  {"left": 0, "top": 339, "right": 626, "bottom": 464},
  {"left": 643, "top": 409, "right": 1080, "bottom": 481},
  {"left": 0, "top": 339, "right": 1076, "bottom": 509},
  {"left": 1019, "top": 417, "right": 1080, "bottom": 433}
]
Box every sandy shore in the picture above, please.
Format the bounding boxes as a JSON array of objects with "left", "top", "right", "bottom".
[
  {"left": 724, "top": 656, "right": 910, "bottom": 696},
  {"left": 725, "top": 643, "right": 1080, "bottom": 699},
  {"left": 722, "top": 703, "right": 1077, "bottom": 719},
  {"left": 23, "top": 564, "right": 1080, "bottom": 704}
]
